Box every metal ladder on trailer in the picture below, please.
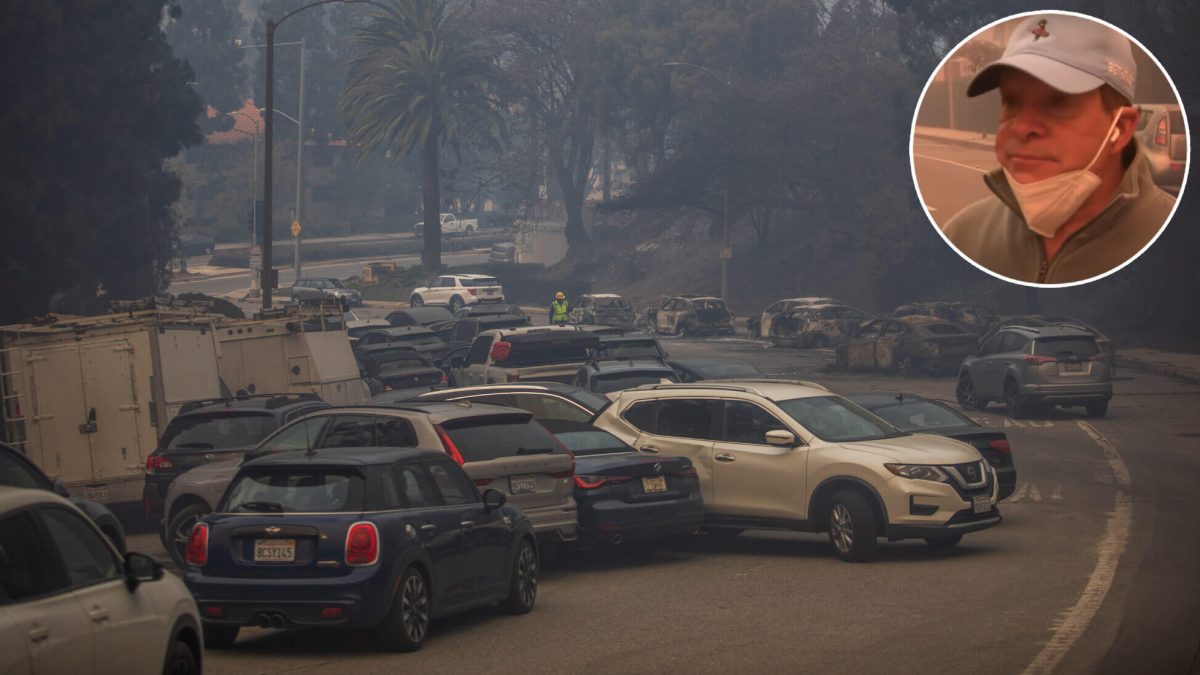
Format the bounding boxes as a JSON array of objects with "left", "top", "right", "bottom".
[{"left": 0, "top": 338, "right": 29, "bottom": 451}]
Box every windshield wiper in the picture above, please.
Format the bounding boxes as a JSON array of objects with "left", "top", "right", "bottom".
[
  {"left": 237, "top": 501, "right": 284, "bottom": 513},
  {"left": 515, "top": 447, "right": 555, "bottom": 455}
]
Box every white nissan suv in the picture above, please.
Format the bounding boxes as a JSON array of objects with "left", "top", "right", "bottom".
[
  {"left": 591, "top": 380, "right": 1000, "bottom": 561},
  {"left": 409, "top": 274, "right": 505, "bottom": 313}
]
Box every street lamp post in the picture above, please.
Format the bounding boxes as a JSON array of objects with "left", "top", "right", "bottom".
[
  {"left": 227, "top": 111, "right": 261, "bottom": 296},
  {"left": 661, "top": 62, "right": 733, "bottom": 302}
]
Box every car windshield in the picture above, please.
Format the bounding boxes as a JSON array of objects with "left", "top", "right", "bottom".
[
  {"left": 776, "top": 396, "right": 906, "bottom": 442},
  {"left": 161, "top": 412, "right": 276, "bottom": 451},
  {"left": 224, "top": 469, "right": 362, "bottom": 513},
  {"left": 375, "top": 354, "right": 429, "bottom": 371},
  {"left": 553, "top": 429, "right": 631, "bottom": 456},
  {"left": 592, "top": 372, "right": 675, "bottom": 394},
  {"left": 327, "top": 279, "right": 347, "bottom": 289},
  {"left": 565, "top": 388, "right": 610, "bottom": 413},
  {"left": 864, "top": 400, "right": 973, "bottom": 432},
  {"left": 441, "top": 417, "right": 564, "bottom": 462},
  {"left": 0, "top": 451, "right": 49, "bottom": 490}
]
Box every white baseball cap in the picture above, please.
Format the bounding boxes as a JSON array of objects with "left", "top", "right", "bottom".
[{"left": 967, "top": 14, "right": 1137, "bottom": 102}]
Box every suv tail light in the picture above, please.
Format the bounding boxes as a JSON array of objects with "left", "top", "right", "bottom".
[
  {"left": 146, "top": 454, "right": 174, "bottom": 475},
  {"left": 1023, "top": 355, "right": 1056, "bottom": 365},
  {"left": 185, "top": 523, "right": 208, "bottom": 566},
  {"left": 473, "top": 477, "right": 494, "bottom": 486},
  {"left": 677, "top": 467, "right": 698, "bottom": 478},
  {"left": 383, "top": 383, "right": 394, "bottom": 392},
  {"left": 988, "top": 439, "right": 1011, "bottom": 454},
  {"left": 345, "top": 522, "right": 379, "bottom": 566},
  {"left": 439, "top": 372, "right": 448, "bottom": 384},
  {"left": 433, "top": 424, "right": 465, "bottom": 464},
  {"left": 1155, "top": 117, "right": 1168, "bottom": 145},
  {"left": 467, "top": 288, "right": 478, "bottom": 296},
  {"left": 490, "top": 341, "right": 512, "bottom": 362},
  {"left": 574, "top": 475, "right": 631, "bottom": 489}
]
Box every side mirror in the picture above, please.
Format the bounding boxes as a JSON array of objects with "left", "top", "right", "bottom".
[
  {"left": 765, "top": 429, "right": 797, "bottom": 447},
  {"left": 124, "top": 552, "right": 163, "bottom": 591},
  {"left": 51, "top": 479, "right": 71, "bottom": 498},
  {"left": 482, "top": 488, "right": 507, "bottom": 510}
]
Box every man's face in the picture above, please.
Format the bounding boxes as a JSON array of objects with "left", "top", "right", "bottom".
[{"left": 994, "top": 69, "right": 1115, "bottom": 183}]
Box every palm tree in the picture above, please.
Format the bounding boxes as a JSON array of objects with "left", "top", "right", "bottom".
[{"left": 341, "top": 0, "right": 504, "bottom": 273}]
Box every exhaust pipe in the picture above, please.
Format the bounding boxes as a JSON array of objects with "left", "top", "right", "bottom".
[
  {"left": 271, "top": 614, "right": 285, "bottom": 629},
  {"left": 256, "top": 614, "right": 271, "bottom": 629}
]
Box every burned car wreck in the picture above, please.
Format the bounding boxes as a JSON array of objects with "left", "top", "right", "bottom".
[
  {"left": 570, "top": 293, "right": 637, "bottom": 328},
  {"left": 768, "top": 303, "right": 873, "bottom": 348},
  {"left": 839, "top": 316, "right": 977, "bottom": 374},
  {"left": 641, "top": 295, "right": 736, "bottom": 336}
]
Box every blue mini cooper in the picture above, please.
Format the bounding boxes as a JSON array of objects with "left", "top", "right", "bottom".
[{"left": 184, "top": 447, "right": 538, "bottom": 652}]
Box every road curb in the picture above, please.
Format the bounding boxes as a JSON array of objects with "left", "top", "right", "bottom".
[
  {"left": 1115, "top": 356, "right": 1200, "bottom": 386},
  {"left": 914, "top": 131, "right": 994, "bottom": 153}
]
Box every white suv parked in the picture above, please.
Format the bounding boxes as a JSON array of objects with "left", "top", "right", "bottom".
[
  {"left": 592, "top": 380, "right": 1000, "bottom": 561},
  {"left": 410, "top": 274, "right": 504, "bottom": 312}
]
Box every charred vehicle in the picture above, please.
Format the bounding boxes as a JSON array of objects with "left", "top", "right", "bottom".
[
  {"left": 842, "top": 316, "right": 978, "bottom": 375},
  {"left": 893, "top": 302, "right": 997, "bottom": 335},
  {"left": 748, "top": 296, "right": 836, "bottom": 338},
  {"left": 769, "top": 304, "right": 873, "bottom": 348},
  {"left": 570, "top": 294, "right": 637, "bottom": 329},
  {"left": 642, "top": 295, "right": 736, "bottom": 336}
]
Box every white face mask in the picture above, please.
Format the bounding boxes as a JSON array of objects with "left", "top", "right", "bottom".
[{"left": 1003, "top": 111, "right": 1124, "bottom": 238}]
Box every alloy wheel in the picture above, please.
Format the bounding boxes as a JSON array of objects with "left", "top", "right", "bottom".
[
  {"left": 517, "top": 545, "right": 538, "bottom": 607},
  {"left": 956, "top": 376, "right": 977, "bottom": 409},
  {"left": 401, "top": 574, "right": 429, "bottom": 643},
  {"left": 831, "top": 503, "right": 854, "bottom": 554}
]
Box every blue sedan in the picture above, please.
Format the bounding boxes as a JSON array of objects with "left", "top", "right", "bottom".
[{"left": 184, "top": 447, "right": 537, "bottom": 652}]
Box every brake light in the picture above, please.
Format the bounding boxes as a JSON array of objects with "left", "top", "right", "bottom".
[
  {"left": 467, "top": 288, "right": 477, "bottom": 296},
  {"left": 490, "top": 341, "right": 512, "bottom": 362},
  {"left": 383, "top": 383, "right": 394, "bottom": 392},
  {"left": 677, "top": 467, "right": 698, "bottom": 478},
  {"left": 203, "top": 606, "right": 223, "bottom": 618},
  {"left": 1023, "top": 355, "right": 1056, "bottom": 364},
  {"left": 989, "top": 439, "right": 1011, "bottom": 454},
  {"left": 1155, "top": 118, "right": 1168, "bottom": 145},
  {"left": 473, "top": 477, "right": 493, "bottom": 486},
  {"left": 574, "top": 475, "right": 631, "bottom": 489},
  {"left": 439, "top": 372, "right": 448, "bottom": 384},
  {"left": 185, "top": 523, "right": 208, "bottom": 566},
  {"left": 145, "top": 454, "right": 173, "bottom": 475},
  {"left": 345, "top": 522, "right": 379, "bottom": 566},
  {"left": 434, "top": 424, "right": 465, "bottom": 465}
]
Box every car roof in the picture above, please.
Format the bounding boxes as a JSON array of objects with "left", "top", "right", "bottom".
[
  {"left": 319, "top": 401, "right": 534, "bottom": 424},
  {"left": 354, "top": 343, "right": 421, "bottom": 355},
  {"left": 669, "top": 356, "right": 754, "bottom": 367},
  {"left": 0, "top": 485, "right": 73, "bottom": 512},
  {"left": 370, "top": 325, "right": 437, "bottom": 336},
  {"left": 620, "top": 379, "right": 830, "bottom": 401},
  {"left": 178, "top": 394, "right": 325, "bottom": 416},
  {"left": 598, "top": 333, "right": 656, "bottom": 342},
  {"left": 845, "top": 393, "right": 937, "bottom": 408},
  {"left": 1002, "top": 324, "right": 1096, "bottom": 339},
  {"left": 241, "top": 447, "right": 446, "bottom": 468},
  {"left": 587, "top": 359, "right": 676, "bottom": 373},
  {"left": 585, "top": 293, "right": 622, "bottom": 299},
  {"left": 416, "top": 382, "right": 592, "bottom": 398},
  {"left": 779, "top": 296, "right": 835, "bottom": 304}
]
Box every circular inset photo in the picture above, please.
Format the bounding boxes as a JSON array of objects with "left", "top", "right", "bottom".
[{"left": 911, "top": 11, "right": 1189, "bottom": 287}]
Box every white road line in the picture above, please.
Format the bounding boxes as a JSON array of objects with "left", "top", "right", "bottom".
[
  {"left": 1029, "top": 483, "right": 1042, "bottom": 501},
  {"left": 1005, "top": 418, "right": 1025, "bottom": 428},
  {"left": 912, "top": 152, "right": 990, "bottom": 174},
  {"left": 1052, "top": 483, "right": 1063, "bottom": 500},
  {"left": 1009, "top": 483, "right": 1029, "bottom": 503},
  {"left": 1022, "top": 421, "right": 1132, "bottom": 675}
]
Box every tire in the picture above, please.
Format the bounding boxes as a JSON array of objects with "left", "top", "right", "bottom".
[
  {"left": 448, "top": 296, "right": 464, "bottom": 313},
  {"left": 924, "top": 534, "right": 963, "bottom": 549},
  {"left": 498, "top": 538, "right": 538, "bottom": 615},
  {"left": 377, "top": 566, "right": 431, "bottom": 652},
  {"left": 1004, "top": 378, "right": 1029, "bottom": 418},
  {"left": 163, "top": 638, "right": 200, "bottom": 675},
  {"left": 1086, "top": 400, "right": 1109, "bottom": 418},
  {"left": 465, "top": 225, "right": 475, "bottom": 235},
  {"left": 956, "top": 374, "right": 984, "bottom": 411},
  {"left": 202, "top": 622, "right": 239, "bottom": 650},
  {"left": 410, "top": 294, "right": 424, "bottom": 307},
  {"left": 166, "top": 503, "right": 209, "bottom": 568},
  {"left": 896, "top": 356, "right": 915, "bottom": 376},
  {"left": 676, "top": 322, "right": 689, "bottom": 337},
  {"left": 827, "top": 490, "right": 879, "bottom": 562}
]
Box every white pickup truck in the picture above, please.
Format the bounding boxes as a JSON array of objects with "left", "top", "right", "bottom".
[{"left": 414, "top": 212, "right": 478, "bottom": 237}]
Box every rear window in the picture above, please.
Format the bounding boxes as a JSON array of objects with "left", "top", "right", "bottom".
[
  {"left": 599, "top": 339, "right": 662, "bottom": 359},
  {"left": 866, "top": 401, "right": 973, "bottom": 432},
  {"left": 441, "top": 417, "right": 564, "bottom": 463},
  {"left": 224, "top": 469, "right": 363, "bottom": 513},
  {"left": 690, "top": 299, "right": 727, "bottom": 311},
  {"left": 461, "top": 277, "right": 499, "bottom": 287},
  {"left": 592, "top": 371, "right": 675, "bottom": 394},
  {"left": 375, "top": 354, "right": 428, "bottom": 371},
  {"left": 503, "top": 338, "right": 593, "bottom": 366},
  {"left": 161, "top": 412, "right": 277, "bottom": 451},
  {"left": 1034, "top": 337, "right": 1099, "bottom": 357},
  {"left": 554, "top": 428, "right": 630, "bottom": 456}
]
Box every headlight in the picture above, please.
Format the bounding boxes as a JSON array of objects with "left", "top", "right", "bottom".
[{"left": 884, "top": 464, "right": 949, "bottom": 483}]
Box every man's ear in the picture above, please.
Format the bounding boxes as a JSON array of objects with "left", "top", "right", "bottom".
[{"left": 1111, "top": 105, "right": 1139, "bottom": 152}]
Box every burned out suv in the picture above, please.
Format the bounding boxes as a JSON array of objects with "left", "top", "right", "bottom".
[
  {"left": 593, "top": 381, "right": 1001, "bottom": 561},
  {"left": 956, "top": 325, "right": 1113, "bottom": 418}
]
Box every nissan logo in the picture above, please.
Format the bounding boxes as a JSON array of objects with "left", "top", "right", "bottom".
[{"left": 966, "top": 466, "right": 978, "bottom": 481}]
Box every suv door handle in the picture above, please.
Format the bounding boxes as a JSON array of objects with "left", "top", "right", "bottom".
[
  {"left": 420, "top": 523, "right": 437, "bottom": 532},
  {"left": 640, "top": 446, "right": 660, "bottom": 454},
  {"left": 460, "top": 520, "right": 475, "bottom": 528},
  {"left": 29, "top": 626, "right": 49, "bottom": 643},
  {"left": 87, "top": 607, "right": 110, "bottom": 623},
  {"left": 715, "top": 453, "right": 736, "bottom": 463}
]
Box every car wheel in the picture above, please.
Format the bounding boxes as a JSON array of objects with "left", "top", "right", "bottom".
[
  {"left": 449, "top": 296, "right": 464, "bottom": 313},
  {"left": 828, "top": 490, "right": 878, "bottom": 562},
  {"left": 202, "top": 622, "right": 239, "bottom": 650},
  {"left": 167, "top": 503, "right": 209, "bottom": 568},
  {"left": 378, "top": 566, "right": 430, "bottom": 652},
  {"left": 956, "top": 374, "right": 984, "bottom": 410},
  {"left": 1086, "top": 400, "right": 1109, "bottom": 418},
  {"left": 1004, "top": 378, "right": 1029, "bottom": 418},
  {"left": 676, "top": 322, "right": 689, "bottom": 337},
  {"left": 896, "top": 356, "right": 915, "bottom": 376},
  {"left": 499, "top": 538, "right": 538, "bottom": 615},
  {"left": 163, "top": 637, "right": 200, "bottom": 675},
  {"left": 410, "top": 294, "right": 424, "bottom": 307},
  {"left": 465, "top": 225, "right": 475, "bottom": 235},
  {"left": 924, "top": 534, "right": 963, "bottom": 549}
]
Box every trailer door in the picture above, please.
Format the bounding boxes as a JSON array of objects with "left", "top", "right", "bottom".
[
  {"left": 28, "top": 345, "right": 89, "bottom": 481},
  {"left": 80, "top": 339, "right": 145, "bottom": 481}
]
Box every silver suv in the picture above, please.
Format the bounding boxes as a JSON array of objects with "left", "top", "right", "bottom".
[
  {"left": 291, "top": 277, "right": 362, "bottom": 307},
  {"left": 956, "top": 326, "right": 1112, "bottom": 418},
  {"left": 592, "top": 381, "right": 1000, "bottom": 561}
]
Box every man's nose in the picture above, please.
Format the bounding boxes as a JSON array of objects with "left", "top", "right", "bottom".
[{"left": 1006, "top": 104, "right": 1047, "bottom": 139}]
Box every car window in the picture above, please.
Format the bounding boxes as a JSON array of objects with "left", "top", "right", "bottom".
[
  {"left": 467, "top": 335, "right": 493, "bottom": 364},
  {"left": 225, "top": 469, "right": 362, "bottom": 513},
  {"left": 980, "top": 335, "right": 1005, "bottom": 356},
  {"left": 257, "top": 415, "right": 331, "bottom": 453},
  {"left": 1000, "top": 332, "right": 1027, "bottom": 353},
  {"left": 722, "top": 401, "right": 789, "bottom": 444},
  {"left": 0, "top": 510, "right": 68, "bottom": 602},
  {"left": 440, "top": 417, "right": 564, "bottom": 463},
  {"left": 0, "top": 451, "right": 50, "bottom": 490},
  {"left": 856, "top": 321, "right": 885, "bottom": 338},
  {"left": 425, "top": 460, "right": 478, "bottom": 506},
  {"left": 39, "top": 507, "right": 121, "bottom": 588},
  {"left": 377, "top": 418, "right": 418, "bottom": 447},
  {"left": 1034, "top": 337, "right": 1099, "bottom": 358},
  {"left": 656, "top": 399, "right": 718, "bottom": 440},
  {"left": 319, "top": 415, "right": 377, "bottom": 448},
  {"left": 161, "top": 412, "right": 277, "bottom": 451},
  {"left": 393, "top": 463, "right": 438, "bottom": 508},
  {"left": 285, "top": 405, "right": 326, "bottom": 423},
  {"left": 765, "top": 302, "right": 783, "bottom": 313},
  {"left": 461, "top": 277, "right": 498, "bottom": 287},
  {"left": 1137, "top": 109, "right": 1152, "bottom": 131},
  {"left": 622, "top": 400, "right": 658, "bottom": 432},
  {"left": 592, "top": 372, "right": 675, "bottom": 394}
]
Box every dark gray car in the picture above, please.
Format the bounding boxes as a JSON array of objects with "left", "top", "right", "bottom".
[{"left": 292, "top": 277, "right": 362, "bottom": 306}]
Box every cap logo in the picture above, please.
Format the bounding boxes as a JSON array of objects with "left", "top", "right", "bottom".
[
  {"left": 1031, "top": 19, "right": 1050, "bottom": 41},
  {"left": 1107, "top": 60, "right": 1134, "bottom": 89}
]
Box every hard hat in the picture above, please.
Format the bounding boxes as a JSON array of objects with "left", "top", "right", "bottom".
[{"left": 555, "top": 292, "right": 565, "bottom": 300}]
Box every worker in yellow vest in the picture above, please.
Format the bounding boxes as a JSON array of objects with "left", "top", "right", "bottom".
[{"left": 550, "top": 292, "right": 570, "bottom": 325}]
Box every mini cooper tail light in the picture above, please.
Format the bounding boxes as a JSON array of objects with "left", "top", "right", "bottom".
[
  {"left": 185, "top": 523, "right": 209, "bottom": 566},
  {"left": 345, "top": 522, "right": 380, "bottom": 567}
]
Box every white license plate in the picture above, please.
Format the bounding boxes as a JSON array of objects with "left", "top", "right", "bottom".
[
  {"left": 483, "top": 289, "right": 497, "bottom": 295},
  {"left": 254, "top": 539, "right": 296, "bottom": 562},
  {"left": 509, "top": 475, "right": 537, "bottom": 494},
  {"left": 642, "top": 476, "right": 667, "bottom": 493},
  {"left": 1064, "top": 362, "right": 1082, "bottom": 372},
  {"left": 83, "top": 488, "right": 108, "bottom": 502},
  {"left": 972, "top": 495, "right": 991, "bottom": 514}
]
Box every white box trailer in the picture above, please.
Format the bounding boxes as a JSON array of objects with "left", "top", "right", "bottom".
[
  {"left": 214, "top": 308, "right": 367, "bottom": 406},
  {"left": 0, "top": 309, "right": 223, "bottom": 505}
]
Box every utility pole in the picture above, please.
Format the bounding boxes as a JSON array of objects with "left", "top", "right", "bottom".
[
  {"left": 263, "top": 18, "right": 276, "bottom": 309},
  {"left": 294, "top": 37, "right": 305, "bottom": 282}
]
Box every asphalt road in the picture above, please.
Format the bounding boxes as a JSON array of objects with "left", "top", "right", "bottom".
[
  {"left": 124, "top": 333, "right": 1200, "bottom": 674},
  {"left": 911, "top": 137, "right": 996, "bottom": 227}
]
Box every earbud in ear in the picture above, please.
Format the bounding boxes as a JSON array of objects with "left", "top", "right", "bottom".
[{"left": 1109, "top": 127, "right": 1120, "bottom": 143}]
